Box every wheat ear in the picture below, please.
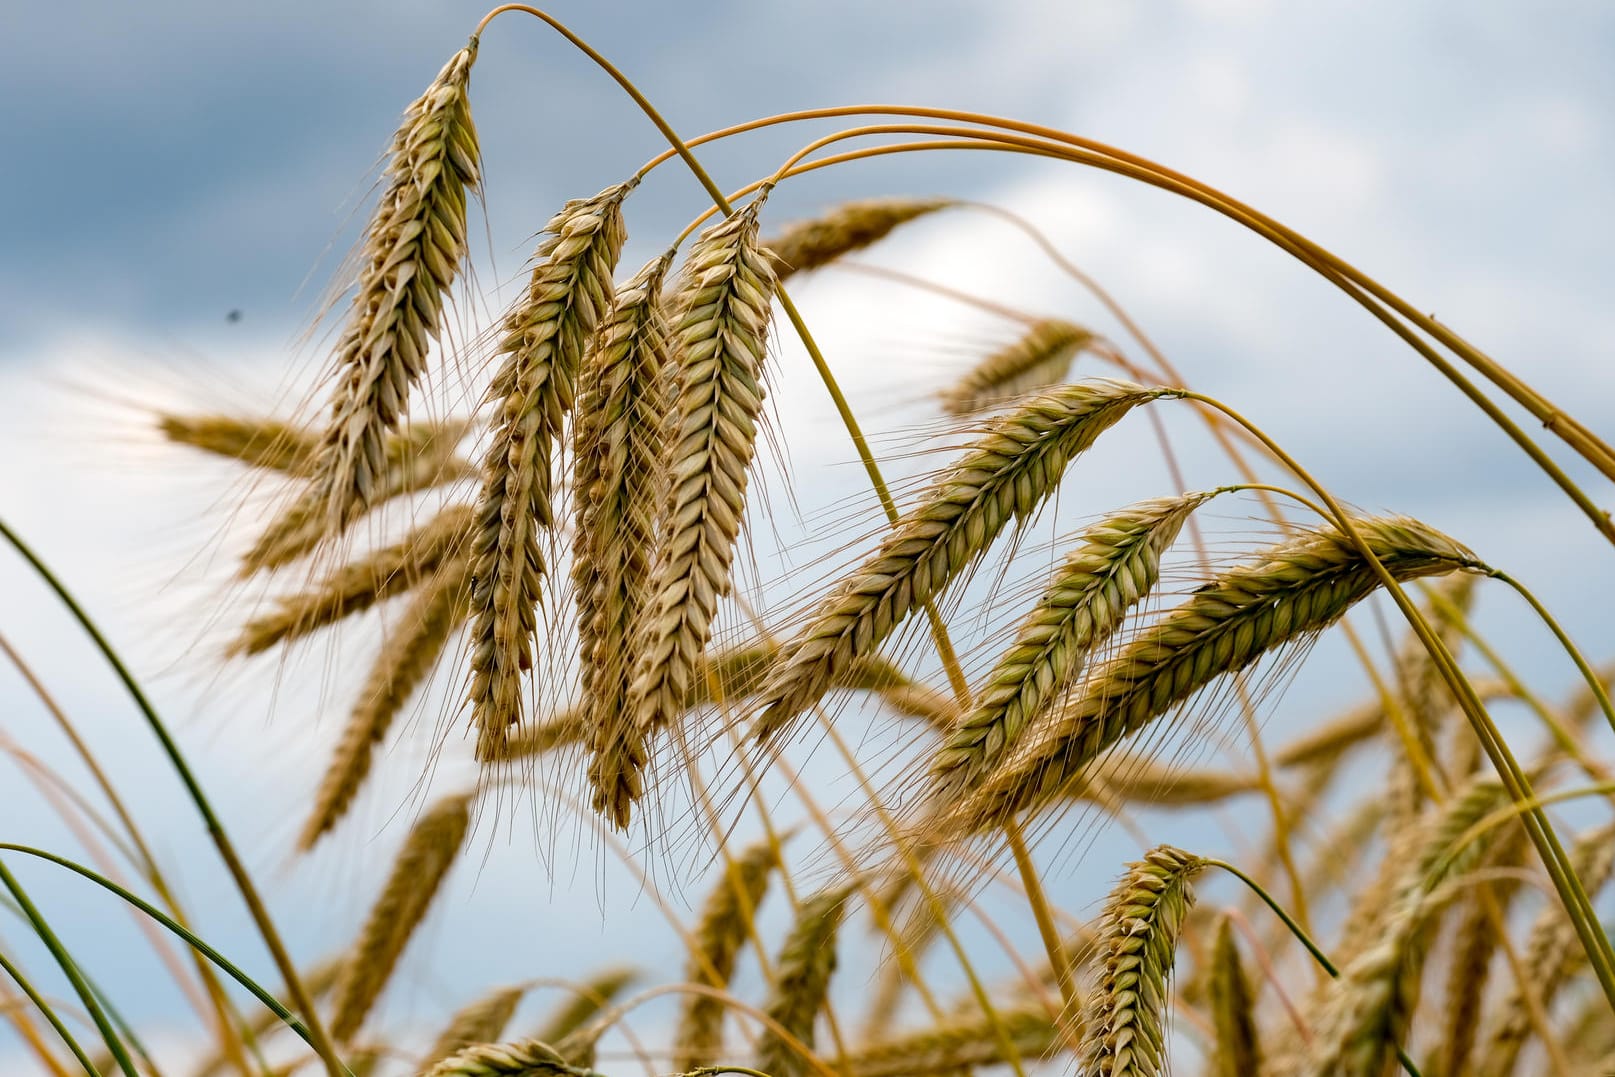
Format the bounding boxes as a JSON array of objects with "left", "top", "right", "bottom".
[
  {"left": 305, "top": 42, "right": 479, "bottom": 528},
  {"left": 419, "top": 985, "right": 525, "bottom": 1073},
  {"left": 947, "top": 516, "right": 1479, "bottom": 835},
  {"left": 1080, "top": 845, "right": 1206, "bottom": 1077},
  {"left": 939, "top": 318, "right": 1094, "bottom": 415},
  {"left": 675, "top": 840, "right": 779, "bottom": 1067},
  {"left": 752, "top": 379, "right": 1167, "bottom": 751},
  {"left": 930, "top": 492, "right": 1208, "bottom": 796},
  {"left": 298, "top": 557, "right": 472, "bottom": 850},
  {"left": 423, "top": 1040, "right": 580, "bottom": 1077},
  {"left": 621, "top": 195, "right": 776, "bottom": 827},
  {"left": 843, "top": 1001, "right": 1062, "bottom": 1077},
  {"left": 1206, "top": 914, "right": 1260, "bottom": 1077},
  {"left": 329, "top": 793, "right": 472, "bottom": 1042},
  {"left": 231, "top": 504, "right": 473, "bottom": 656},
  {"left": 466, "top": 183, "right": 631, "bottom": 761},
  {"left": 530, "top": 966, "right": 637, "bottom": 1049},
  {"left": 763, "top": 196, "right": 952, "bottom": 281},
  {"left": 756, "top": 883, "right": 854, "bottom": 1077},
  {"left": 158, "top": 413, "right": 319, "bottom": 474}
]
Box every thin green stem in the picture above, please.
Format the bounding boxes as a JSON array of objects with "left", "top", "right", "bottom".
[
  {"left": 1490, "top": 570, "right": 1615, "bottom": 741},
  {"left": 0, "top": 946, "right": 96, "bottom": 1076}
]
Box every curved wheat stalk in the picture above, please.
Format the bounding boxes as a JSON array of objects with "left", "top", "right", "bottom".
[
  {"left": 467, "top": 182, "right": 631, "bottom": 760},
  {"left": 939, "top": 318, "right": 1093, "bottom": 415},
  {"left": 675, "top": 840, "right": 779, "bottom": 1067},
  {"left": 763, "top": 196, "right": 952, "bottom": 281},
  {"left": 756, "top": 883, "right": 854, "bottom": 1077}
]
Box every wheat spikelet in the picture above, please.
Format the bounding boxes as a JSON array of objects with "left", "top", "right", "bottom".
[
  {"left": 1080, "top": 845, "right": 1206, "bottom": 1077},
  {"left": 930, "top": 493, "right": 1208, "bottom": 796},
  {"left": 842, "top": 1001, "right": 1063, "bottom": 1077},
  {"left": 1476, "top": 820, "right": 1615, "bottom": 1077},
  {"left": 675, "top": 840, "right": 779, "bottom": 1067},
  {"left": 1207, "top": 914, "right": 1260, "bottom": 1077},
  {"left": 620, "top": 195, "right": 776, "bottom": 827},
  {"left": 419, "top": 985, "right": 525, "bottom": 1073},
  {"left": 946, "top": 516, "right": 1479, "bottom": 835},
  {"left": 232, "top": 504, "right": 473, "bottom": 656},
  {"left": 755, "top": 883, "right": 854, "bottom": 1077},
  {"left": 305, "top": 41, "right": 480, "bottom": 528},
  {"left": 753, "top": 379, "right": 1168, "bottom": 751},
  {"left": 423, "top": 1039, "right": 580, "bottom": 1077},
  {"left": 529, "top": 966, "right": 636, "bottom": 1050},
  {"left": 299, "top": 556, "right": 472, "bottom": 851},
  {"left": 466, "top": 183, "right": 631, "bottom": 761},
  {"left": 763, "top": 196, "right": 952, "bottom": 281},
  {"left": 330, "top": 792, "right": 472, "bottom": 1042},
  {"left": 939, "top": 318, "right": 1093, "bottom": 415}
]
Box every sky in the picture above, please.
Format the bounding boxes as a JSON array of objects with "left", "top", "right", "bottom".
[{"left": 2, "top": 1, "right": 1613, "bottom": 1072}]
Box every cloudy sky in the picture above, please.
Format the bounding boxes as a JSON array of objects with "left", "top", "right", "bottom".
[{"left": 2, "top": 1, "right": 1613, "bottom": 1071}]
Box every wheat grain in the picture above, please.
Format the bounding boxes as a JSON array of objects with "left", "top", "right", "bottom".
[
  {"left": 466, "top": 183, "right": 631, "bottom": 761},
  {"left": 939, "top": 318, "right": 1093, "bottom": 415},
  {"left": 763, "top": 197, "right": 952, "bottom": 281},
  {"left": 676, "top": 840, "right": 779, "bottom": 1067},
  {"left": 419, "top": 985, "right": 525, "bottom": 1073},
  {"left": 756, "top": 883, "right": 854, "bottom": 1077}
]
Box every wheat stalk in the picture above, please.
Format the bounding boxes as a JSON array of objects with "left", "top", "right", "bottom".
[
  {"left": 752, "top": 379, "right": 1168, "bottom": 751},
  {"left": 304, "top": 41, "right": 480, "bottom": 529},
  {"left": 930, "top": 492, "right": 1209, "bottom": 796},
  {"left": 466, "top": 182, "right": 631, "bottom": 761},
  {"left": 674, "top": 840, "right": 779, "bottom": 1067},
  {"left": 756, "top": 883, "right": 854, "bottom": 1077},
  {"left": 763, "top": 196, "right": 952, "bottom": 281},
  {"left": 621, "top": 195, "right": 776, "bottom": 827},
  {"left": 945, "top": 515, "right": 1479, "bottom": 835},
  {"left": 1080, "top": 845, "right": 1206, "bottom": 1077},
  {"left": 1206, "top": 914, "right": 1260, "bottom": 1077},
  {"left": 330, "top": 792, "right": 472, "bottom": 1042},
  {"left": 939, "top": 318, "right": 1093, "bottom": 415},
  {"left": 418, "top": 985, "right": 525, "bottom": 1074}
]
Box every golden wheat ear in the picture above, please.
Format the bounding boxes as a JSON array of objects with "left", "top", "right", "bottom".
[
  {"left": 842, "top": 1002, "right": 1063, "bottom": 1077},
  {"left": 756, "top": 883, "right": 856, "bottom": 1077},
  {"left": 762, "top": 196, "right": 953, "bottom": 281},
  {"left": 674, "top": 840, "right": 779, "bottom": 1068},
  {"left": 419, "top": 984, "right": 525, "bottom": 1071},
  {"left": 1206, "top": 914, "right": 1261, "bottom": 1077},
  {"left": 421, "top": 1039, "right": 578, "bottom": 1077},
  {"left": 940, "top": 317, "right": 1094, "bottom": 415}
]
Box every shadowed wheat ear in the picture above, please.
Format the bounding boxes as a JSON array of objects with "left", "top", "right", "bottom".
[
  {"left": 675, "top": 840, "right": 779, "bottom": 1067},
  {"left": 466, "top": 182, "right": 631, "bottom": 761},
  {"left": 1207, "top": 914, "right": 1260, "bottom": 1077},
  {"left": 231, "top": 504, "right": 473, "bottom": 656},
  {"left": 756, "top": 883, "right": 854, "bottom": 1077},
  {"left": 570, "top": 251, "right": 675, "bottom": 822},
  {"left": 763, "top": 196, "right": 953, "bottom": 281},
  {"left": 944, "top": 515, "right": 1481, "bottom": 835},
  {"left": 1080, "top": 845, "right": 1206, "bottom": 1077},
  {"left": 423, "top": 1039, "right": 580, "bottom": 1077},
  {"left": 621, "top": 194, "right": 776, "bottom": 828},
  {"left": 939, "top": 318, "right": 1094, "bottom": 415},
  {"left": 298, "top": 555, "right": 472, "bottom": 851},
  {"left": 419, "top": 984, "right": 525, "bottom": 1073},
  {"left": 752, "top": 378, "right": 1169, "bottom": 751},
  {"left": 329, "top": 792, "right": 472, "bottom": 1042},
  {"left": 843, "top": 1001, "right": 1063, "bottom": 1077},
  {"left": 305, "top": 41, "right": 480, "bottom": 529},
  {"left": 929, "top": 492, "right": 1211, "bottom": 797}
]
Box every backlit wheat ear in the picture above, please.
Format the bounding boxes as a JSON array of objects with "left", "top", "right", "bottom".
[
  {"left": 330, "top": 792, "right": 472, "bottom": 1042},
  {"left": 1207, "top": 915, "right": 1260, "bottom": 1077},
  {"left": 939, "top": 318, "right": 1094, "bottom": 415},
  {"left": 753, "top": 379, "right": 1169, "bottom": 751},
  {"left": 305, "top": 41, "right": 480, "bottom": 530},
  {"left": 756, "top": 883, "right": 854, "bottom": 1077},
  {"left": 930, "top": 492, "right": 1210, "bottom": 796},
  {"left": 843, "top": 1002, "right": 1063, "bottom": 1077},
  {"left": 423, "top": 1039, "right": 578, "bottom": 1077},
  {"left": 763, "top": 196, "right": 953, "bottom": 281},
  {"left": 158, "top": 413, "right": 318, "bottom": 474},
  {"left": 531, "top": 966, "right": 637, "bottom": 1047},
  {"left": 571, "top": 252, "right": 675, "bottom": 823},
  {"left": 231, "top": 504, "right": 473, "bottom": 657},
  {"left": 1080, "top": 845, "right": 1206, "bottom": 1077},
  {"left": 1477, "top": 820, "right": 1615, "bottom": 1077},
  {"left": 467, "top": 182, "right": 631, "bottom": 761},
  {"left": 419, "top": 985, "right": 525, "bottom": 1072},
  {"left": 298, "top": 557, "right": 472, "bottom": 851},
  {"left": 675, "top": 840, "right": 779, "bottom": 1067},
  {"left": 946, "top": 515, "right": 1480, "bottom": 835},
  {"left": 621, "top": 194, "right": 776, "bottom": 828}
]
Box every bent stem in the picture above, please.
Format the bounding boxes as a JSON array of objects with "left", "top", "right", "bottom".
[{"left": 0, "top": 947, "right": 91, "bottom": 1077}]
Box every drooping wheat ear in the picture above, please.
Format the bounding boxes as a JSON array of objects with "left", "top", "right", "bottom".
[
  {"left": 1477, "top": 820, "right": 1615, "bottom": 1077},
  {"left": 570, "top": 252, "right": 675, "bottom": 821},
  {"left": 930, "top": 492, "right": 1209, "bottom": 797},
  {"left": 1385, "top": 573, "right": 1478, "bottom": 831},
  {"left": 1206, "top": 914, "right": 1259, "bottom": 1077},
  {"left": 231, "top": 504, "right": 473, "bottom": 657},
  {"left": 843, "top": 1001, "right": 1064, "bottom": 1077},
  {"left": 756, "top": 883, "right": 854, "bottom": 1077},
  {"left": 675, "top": 840, "right": 780, "bottom": 1067},
  {"left": 306, "top": 41, "right": 480, "bottom": 529},
  {"left": 762, "top": 196, "right": 953, "bottom": 281},
  {"left": 939, "top": 318, "right": 1094, "bottom": 415},
  {"left": 466, "top": 183, "right": 631, "bottom": 762},
  {"left": 621, "top": 194, "right": 776, "bottom": 827},
  {"left": 330, "top": 792, "right": 472, "bottom": 1042},
  {"left": 946, "top": 515, "right": 1480, "bottom": 835},
  {"left": 419, "top": 985, "right": 525, "bottom": 1073},
  {"left": 1080, "top": 845, "right": 1206, "bottom": 1077},
  {"left": 158, "top": 413, "right": 318, "bottom": 474},
  {"left": 752, "top": 379, "right": 1168, "bottom": 751},
  {"left": 423, "top": 1039, "right": 581, "bottom": 1077},
  {"left": 298, "top": 557, "right": 472, "bottom": 851},
  {"left": 531, "top": 966, "right": 637, "bottom": 1048},
  {"left": 1300, "top": 776, "right": 1514, "bottom": 1077},
  {"left": 243, "top": 420, "right": 475, "bottom": 575}
]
